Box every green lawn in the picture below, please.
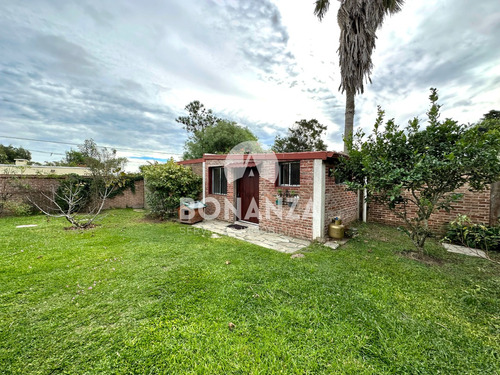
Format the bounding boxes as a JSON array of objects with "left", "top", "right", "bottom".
[{"left": 0, "top": 209, "right": 499, "bottom": 374}]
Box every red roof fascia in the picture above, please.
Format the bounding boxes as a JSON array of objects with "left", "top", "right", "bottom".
[
  {"left": 225, "top": 161, "right": 260, "bottom": 168},
  {"left": 178, "top": 158, "right": 204, "bottom": 165},
  {"left": 205, "top": 151, "right": 342, "bottom": 161},
  {"left": 179, "top": 151, "right": 345, "bottom": 164}
]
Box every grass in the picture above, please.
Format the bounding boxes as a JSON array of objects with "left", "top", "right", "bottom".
[{"left": 0, "top": 209, "right": 499, "bottom": 374}]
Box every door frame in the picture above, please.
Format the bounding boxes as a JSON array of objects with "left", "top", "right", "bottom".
[{"left": 236, "top": 166, "right": 260, "bottom": 224}]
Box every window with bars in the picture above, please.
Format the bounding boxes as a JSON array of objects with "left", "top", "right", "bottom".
[
  {"left": 278, "top": 162, "right": 300, "bottom": 186},
  {"left": 211, "top": 167, "right": 227, "bottom": 195}
]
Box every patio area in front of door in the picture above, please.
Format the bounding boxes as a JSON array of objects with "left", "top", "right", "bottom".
[{"left": 192, "top": 219, "right": 310, "bottom": 253}]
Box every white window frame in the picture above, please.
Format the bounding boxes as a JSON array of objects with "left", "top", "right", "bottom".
[
  {"left": 278, "top": 161, "right": 300, "bottom": 186},
  {"left": 211, "top": 167, "right": 227, "bottom": 195}
]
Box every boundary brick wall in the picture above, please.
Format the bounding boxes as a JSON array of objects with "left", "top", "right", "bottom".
[
  {"left": 104, "top": 180, "right": 144, "bottom": 209},
  {"left": 324, "top": 164, "right": 358, "bottom": 235},
  {"left": 368, "top": 184, "right": 492, "bottom": 234},
  {"left": 0, "top": 175, "right": 144, "bottom": 213},
  {"left": 0, "top": 175, "right": 61, "bottom": 211}
]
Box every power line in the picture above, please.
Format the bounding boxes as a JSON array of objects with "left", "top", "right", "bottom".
[
  {"left": 0, "top": 135, "right": 183, "bottom": 156},
  {"left": 0, "top": 135, "right": 78, "bottom": 147},
  {"left": 26, "top": 149, "right": 65, "bottom": 156}
]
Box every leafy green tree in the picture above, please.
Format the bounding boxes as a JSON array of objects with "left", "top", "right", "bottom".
[
  {"left": 0, "top": 144, "right": 31, "bottom": 164},
  {"left": 272, "top": 119, "right": 327, "bottom": 153},
  {"left": 141, "top": 159, "right": 202, "bottom": 220},
  {"left": 314, "top": 0, "right": 404, "bottom": 153},
  {"left": 79, "top": 139, "right": 127, "bottom": 184},
  {"left": 336, "top": 88, "right": 500, "bottom": 254},
  {"left": 176, "top": 100, "right": 221, "bottom": 134},
  {"left": 183, "top": 120, "right": 258, "bottom": 159},
  {"left": 46, "top": 149, "right": 87, "bottom": 166},
  {"left": 476, "top": 116, "right": 500, "bottom": 133},
  {"left": 483, "top": 110, "right": 500, "bottom": 121}
]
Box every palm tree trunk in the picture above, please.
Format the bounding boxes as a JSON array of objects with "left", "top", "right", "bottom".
[{"left": 344, "top": 87, "right": 355, "bottom": 154}]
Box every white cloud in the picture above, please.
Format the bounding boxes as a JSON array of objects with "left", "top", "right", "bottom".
[{"left": 0, "top": 0, "right": 499, "bottom": 171}]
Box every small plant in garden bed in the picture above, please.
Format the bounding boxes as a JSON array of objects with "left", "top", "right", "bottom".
[
  {"left": 444, "top": 214, "right": 500, "bottom": 252},
  {"left": 2, "top": 201, "right": 32, "bottom": 216}
]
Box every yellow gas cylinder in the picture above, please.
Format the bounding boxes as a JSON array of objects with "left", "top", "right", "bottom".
[{"left": 328, "top": 219, "right": 345, "bottom": 240}]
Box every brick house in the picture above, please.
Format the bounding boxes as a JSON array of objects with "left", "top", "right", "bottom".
[{"left": 179, "top": 151, "right": 358, "bottom": 241}]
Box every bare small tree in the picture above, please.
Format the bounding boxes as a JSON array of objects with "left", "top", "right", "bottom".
[{"left": 29, "top": 139, "right": 127, "bottom": 229}]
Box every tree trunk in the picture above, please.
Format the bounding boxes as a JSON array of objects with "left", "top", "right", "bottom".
[{"left": 344, "top": 87, "right": 355, "bottom": 154}]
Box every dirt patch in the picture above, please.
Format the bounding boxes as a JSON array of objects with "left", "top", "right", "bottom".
[
  {"left": 137, "top": 216, "right": 171, "bottom": 224},
  {"left": 399, "top": 250, "right": 444, "bottom": 266},
  {"left": 64, "top": 224, "right": 98, "bottom": 231}
]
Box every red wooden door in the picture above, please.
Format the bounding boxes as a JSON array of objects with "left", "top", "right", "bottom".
[{"left": 237, "top": 167, "right": 260, "bottom": 224}]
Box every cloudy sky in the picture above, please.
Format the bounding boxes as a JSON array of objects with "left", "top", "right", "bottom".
[{"left": 1, "top": 0, "right": 499, "bottom": 171}]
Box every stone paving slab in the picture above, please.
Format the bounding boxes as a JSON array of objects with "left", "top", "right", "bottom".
[
  {"left": 442, "top": 243, "right": 487, "bottom": 259},
  {"left": 192, "top": 220, "right": 310, "bottom": 253},
  {"left": 323, "top": 241, "right": 340, "bottom": 250},
  {"left": 323, "top": 238, "right": 349, "bottom": 250}
]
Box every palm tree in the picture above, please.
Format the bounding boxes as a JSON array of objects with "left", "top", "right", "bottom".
[{"left": 314, "top": 0, "right": 404, "bottom": 153}]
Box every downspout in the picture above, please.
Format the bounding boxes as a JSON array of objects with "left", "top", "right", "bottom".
[
  {"left": 357, "top": 189, "right": 362, "bottom": 220},
  {"left": 363, "top": 178, "right": 367, "bottom": 223},
  {"left": 202, "top": 161, "right": 206, "bottom": 203},
  {"left": 312, "top": 159, "right": 326, "bottom": 240}
]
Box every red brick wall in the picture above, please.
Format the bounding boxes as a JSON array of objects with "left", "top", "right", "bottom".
[
  {"left": 368, "top": 184, "right": 491, "bottom": 234},
  {"left": 184, "top": 162, "right": 203, "bottom": 177},
  {"left": 104, "top": 180, "right": 144, "bottom": 209},
  {"left": 204, "top": 160, "right": 235, "bottom": 222},
  {"left": 0, "top": 175, "right": 144, "bottom": 213},
  {"left": 203, "top": 160, "right": 316, "bottom": 239},
  {"left": 324, "top": 164, "right": 358, "bottom": 235},
  {"left": 0, "top": 175, "right": 62, "bottom": 211},
  {"left": 259, "top": 159, "right": 314, "bottom": 240}
]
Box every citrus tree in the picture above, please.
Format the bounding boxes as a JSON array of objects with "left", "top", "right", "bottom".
[{"left": 337, "top": 88, "right": 500, "bottom": 254}]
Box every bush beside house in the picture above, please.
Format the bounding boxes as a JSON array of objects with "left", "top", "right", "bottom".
[{"left": 141, "top": 159, "right": 202, "bottom": 220}]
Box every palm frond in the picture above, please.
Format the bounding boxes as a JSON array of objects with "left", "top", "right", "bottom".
[
  {"left": 314, "top": 0, "right": 331, "bottom": 21},
  {"left": 383, "top": 0, "right": 404, "bottom": 14},
  {"left": 336, "top": 0, "right": 403, "bottom": 95}
]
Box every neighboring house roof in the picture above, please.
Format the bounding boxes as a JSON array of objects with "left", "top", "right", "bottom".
[{"left": 178, "top": 151, "right": 346, "bottom": 165}]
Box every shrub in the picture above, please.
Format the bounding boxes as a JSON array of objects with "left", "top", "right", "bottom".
[
  {"left": 445, "top": 215, "right": 500, "bottom": 252},
  {"left": 141, "top": 159, "right": 202, "bottom": 220},
  {"left": 3, "top": 200, "right": 32, "bottom": 216},
  {"left": 55, "top": 174, "right": 91, "bottom": 213}
]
